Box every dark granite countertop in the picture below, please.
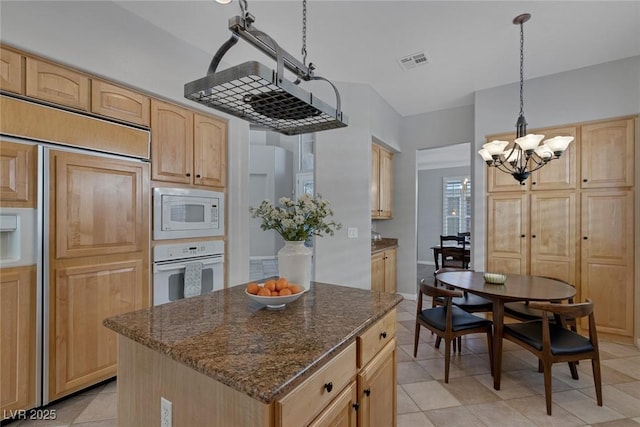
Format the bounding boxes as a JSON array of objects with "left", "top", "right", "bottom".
[
  {"left": 371, "top": 237, "right": 398, "bottom": 253},
  {"left": 103, "top": 282, "right": 402, "bottom": 404}
]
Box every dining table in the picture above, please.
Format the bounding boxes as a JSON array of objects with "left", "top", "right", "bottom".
[
  {"left": 430, "top": 244, "right": 471, "bottom": 270},
  {"left": 435, "top": 270, "right": 576, "bottom": 390}
]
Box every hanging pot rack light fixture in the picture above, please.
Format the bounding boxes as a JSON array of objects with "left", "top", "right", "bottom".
[
  {"left": 185, "top": 0, "right": 347, "bottom": 135},
  {"left": 478, "top": 13, "right": 573, "bottom": 184}
]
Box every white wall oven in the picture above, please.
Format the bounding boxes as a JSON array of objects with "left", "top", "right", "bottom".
[
  {"left": 153, "top": 187, "right": 224, "bottom": 240},
  {"left": 153, "top": 240, "right": 224, "bottom": 305}
]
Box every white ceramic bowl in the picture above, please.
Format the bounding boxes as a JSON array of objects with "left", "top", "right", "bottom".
[
  {"left": 245, "top": 289, "right": 304, "bottom": 309},
  {"left": 483, "top": 272, "right": 507, "bottom": 284}
]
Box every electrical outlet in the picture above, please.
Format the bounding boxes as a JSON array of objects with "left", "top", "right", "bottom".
[
  {"left": 347, "top": 227, "right": 358, "bottom": 238},
  {"left": 161, "top": 397, "right": 172, "bottom": 427}
]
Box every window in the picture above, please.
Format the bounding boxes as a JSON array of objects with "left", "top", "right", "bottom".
[{"left": 443, "top": 176, "right": 471, "bottom": 235}]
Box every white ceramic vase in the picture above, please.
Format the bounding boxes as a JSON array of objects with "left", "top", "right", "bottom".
[{"left": 277, "top": 240, "right": 312, "bottom": 291}]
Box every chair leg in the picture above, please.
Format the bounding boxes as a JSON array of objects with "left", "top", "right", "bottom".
[
  {"left": 457, "top": 336, "right": 462, "bottom": 352},
  {"left": 435, "top": 336, "right": 442, "bottom": 349},
  {"left": 444, "top": 338, "right": 452, "bottom": 383},
  {"left": 538, "top": 360, "right": 543, "bottom": 373},
  {"left": 413, "top": 323, "right": 421, "bottom": 357},
  {"left": 486, "top": 330, "right": 494, "bottom": 377},
  {"left": 568, "top": 362, "right": 579, "bottom": 380},
  {"left": 542, "top": 361, "right": 553, "bottom": 415},
  {"left": 592, "top": 357, "right": 603, "bottom": 407}
]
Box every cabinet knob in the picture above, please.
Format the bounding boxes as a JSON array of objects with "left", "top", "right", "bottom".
[
  {"left": 583, "top": 178, "right": 588, "bottom": 182},
  {"left": 532, "top": 235, "right": 537, "bottom": 238},
  {"left": 379, "top": 332, "right": 387, "bottom": 339},
  {"left": 521, "top": 234, "right": 525, "bottom": 238},
  {"left": 532, "top": 181, "right": 537, "bottom": 185},
  {"left": 186, "top": 173, "right": 191, "bottom": 177},
  {"left": 583, "top": 236, "right": 588, "bottom": 240},
  {"left": 364, "top": 388, "right": 371, "bottom": 396},
  {"left": 352, "top": 402, "right": 360, "bottom": 411},
  {"left": 196, "top": 174, "right": 201, "bottom": 178},
  {"left": 323, "top": 382, "right": 333, "bottom": 393}
]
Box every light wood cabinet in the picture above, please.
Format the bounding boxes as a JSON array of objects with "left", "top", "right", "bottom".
[
  {"left": 48, "top": 149, "right": 150, "bottom": 401},
  {"left": 0, "top": 46, "right": 24, "bottom": 94},
  {"left": 486, "top": 125, "right": 578, "bottom": 192},
  {"left": 309, "top": 381, "right": 357, "bottom": 427},
  {"left": 0, "top": 140, "right": 36, "bottom": 208},
  {"left": 0, "top": 265, "right": 37, "bottom": 418},
  {"left": 580, "top": 190, "right": 634, "bottom": 337},
  {"left": 371, "top": 248, "right": 396, "bottom": 293},
  {"left": 486, "top": 193, "right": 529, "bottom": 275},
  {"left": 357, "top": 339, "right": 396, "bottom": 427},
  {"left": 581, "top": 118, "right": 634, "bottom": 188},
  {"left": 25, "top": 58, "right": 90, "bottom": 111},
  {"left": 91, "top": 80, "right": 150, "bottom": 127},
  {"left": 151, "top": 99, "right": 227, "bottom": 188},
  {"left": 371, "top": 143, "right": 393, "bottom": 219}
]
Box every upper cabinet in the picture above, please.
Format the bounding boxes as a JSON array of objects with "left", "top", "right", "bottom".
[
  {"left": 581, "top": 118, "right": 634, "bottom": 188},
  {"left": 91, "top": 80, "right": 150, "bottom": 127},
  {"left": 25, "top": 58, "right": 90, "bottom": 111},
  {"left": 0, "top": 141, "right": 37, "bottom": 208},
  {"left": 0, "top": 46, "right": 24, "bottom": 94},
  {"left": 371, "top": 143, "right": 393, "bottom": 219},
  {"left": 151, "top": 99, "right": 227, "bottom": 188}
]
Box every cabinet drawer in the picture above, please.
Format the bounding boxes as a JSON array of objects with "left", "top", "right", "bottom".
[
  {"left": 357, "top": 309, "right": 396, "bottom": 368},
  {"left": 276, "top": 342, "right": 356, "bottom": 427}
]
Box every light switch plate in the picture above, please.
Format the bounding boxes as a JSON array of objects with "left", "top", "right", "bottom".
[{"left": 347, "top": 227, "right": 358, "bottom": 238}]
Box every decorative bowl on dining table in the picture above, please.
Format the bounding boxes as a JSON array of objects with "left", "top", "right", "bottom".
[{"left": 483, "top": 272, "right": 507, "bottom": 284}]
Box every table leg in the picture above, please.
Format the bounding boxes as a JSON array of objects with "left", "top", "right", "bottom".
[
  {"left": 433, "top": 248, "right": 440, "bottom": 271},
  {"left": 492, "top": 300, "right": 505, "bottom": 390}
]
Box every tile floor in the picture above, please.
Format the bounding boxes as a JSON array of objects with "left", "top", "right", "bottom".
[{"left": 7, "top": 274, "right": 640, "bottom": 426}]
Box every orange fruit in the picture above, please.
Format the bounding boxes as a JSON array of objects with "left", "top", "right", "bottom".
[
  {"left": 264, "top": 280, "right": 276, "bottom": 291},
  {"left": 276, "top": 277, "right": 289, "bottom": 291},
  {"left": 257, "top": 287, "right": 271, "bottom": 296},
  {"left": 289, "top": 284, "right": 303, "bottom": 294},
  {"left": 271, "top": 290, "right": 279, "bottom": 296},
  {"left": 246, "top": 283, "right": 259, "bottom": 295},
  {"left": 279, "top": 288, "right": 292, "bottom": 296}
]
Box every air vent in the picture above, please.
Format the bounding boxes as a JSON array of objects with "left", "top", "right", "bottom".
[{"left": 397, "top": 51, "right": 430, "bottom": 71}]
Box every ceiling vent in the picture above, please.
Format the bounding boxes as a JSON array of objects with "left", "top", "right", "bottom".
[{"left": 397, "top": 51, "right": 430, "bottom": 71}]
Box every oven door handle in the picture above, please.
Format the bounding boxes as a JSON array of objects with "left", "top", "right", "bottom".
[{"left": 154, "top": 258, "right": 223, "bottom": 272}]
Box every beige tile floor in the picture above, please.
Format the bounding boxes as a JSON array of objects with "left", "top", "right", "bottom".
[{"left": 6, "top": 298, "right": 640, "bottom": 427}]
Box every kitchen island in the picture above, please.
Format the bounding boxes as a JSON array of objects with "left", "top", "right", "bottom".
[{"left": 104, "top": 282, "right": 402, "bottom": 427}]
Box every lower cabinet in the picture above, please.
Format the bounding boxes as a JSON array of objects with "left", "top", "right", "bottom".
[
  {"left": 357, "top": 340, "right": 396, "bottom": 427},
  {"left": 309, "top": 382, "right": 358, "bottom": 427},
  {"left": 0, "top": 265, "right": 37, "bottom": 418},
  {"left": 371, "top": 248, "right": 397, "bottom": 293}
]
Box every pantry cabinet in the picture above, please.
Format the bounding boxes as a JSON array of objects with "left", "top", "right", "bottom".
[
  {"left": 48, "top": 149, "right": 149, "bottom": 401},
  {"left": 0, "top": 265, "right": 37, "bottom": 417},
  {"left": 151, "top": 99, "right": 227, "bottom": 188},
  {"left": 0, "top": 141, "right": 37, "bottom": 208},
  {"left": 91, "top": 80, "right": 150, "bottom": 127},
  {"left": 25, "top": 58, "right": 90, "bottom": 111},
  {"left": 371, "top": 143, "right": 393, "bottom": 219},
  {"left": 371, "top": 247, "right": 396, "bottom": 293},
  {"left": 486, "top": 193, "right": 528, "bottom": 275},
  {"left": 0, "top": 46, "right": 24, "bottom": 94},
  {"left": 581, "top": 118, "right": 634, "bottom": 188}
]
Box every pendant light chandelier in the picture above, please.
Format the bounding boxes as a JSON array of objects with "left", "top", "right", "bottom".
[{"left": 478, "top": 13, "right": 573, "bottom": 184}]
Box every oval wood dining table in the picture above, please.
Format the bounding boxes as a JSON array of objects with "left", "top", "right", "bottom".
[{"left": 435, "top": 270, "right": 576, "bottom": 390}]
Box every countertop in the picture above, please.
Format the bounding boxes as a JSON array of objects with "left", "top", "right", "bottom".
[
  {"left": 103, "top": 282, "right": 402, "bottom": 404},
  {"left": 371, "top": 237, "right": 398, "bottom": 253}
]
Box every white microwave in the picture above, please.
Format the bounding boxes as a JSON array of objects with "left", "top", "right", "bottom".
[{"left": 153, "top": 187, "right": 225, "bottom": 240}]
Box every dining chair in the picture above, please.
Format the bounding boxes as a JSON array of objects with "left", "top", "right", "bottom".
[
  {"left": 457, "top": 231, "right": 470, "bottom": 245},
  {"left": 413, "top": 281, "right": 494, "bottom": 382},
  {"left": 502, "top": 299, "right": 602, "bottom": 415},
  {"left": 439, "top": 235, "right": 469, "bottom": 269}
]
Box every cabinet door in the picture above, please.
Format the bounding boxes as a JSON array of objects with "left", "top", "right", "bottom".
[
  {"left": 378, "top": 148, "right": 393, "bottom": 219},
  {"left": 357, "top": 339, "right": 396, "bottom": 427},
  {"left": 0, "top": 47, "right": 23, "bottom": 94},
  {"left": 580, "top": 190, "right": 634, "bottom": 337},
  {"left": 371, "top": 145, "right": 380, "bottom": 217},
  {"left": 49, "top": 259, "right": 145, "bottom": 400},
  {"left": 530, "top": 192, "right": 576, "bottom": 285},
  {"left": 0, "top": 265, "right": 36, "bottom": 416},
  {"left": 151, "top": 99, "right": 193, "bottom": 184},
  {"left": 383, "top": 248, "right": 397, "bottom": 293},
  {"left": 581, "top": 118, "right": 634, "bottom": 188},
  {"left": 371, "top": 252, "right": 385, "bottom": 292},
  {"left": 91, "top": 80, "right": 150, "bottom": 127},
  {"left": 25, "top": 58, "right": 89, "bottom": 110},
  {"left": 51, "top": 151, "right": 148, "bottom": 259},
  {"left": 193, "top": 113, "right": 227, "bottom": 188},
  {"left": 308, "top": 381, "right": 357, "bottom": 427},
  {"left": 486, "top": 194, "right": 528, "bottom": 274},
  {"left": 0, "top": 141, "right": 36, "bottom": 208},
  {"left": 530, "top": 126, "right": 578, "bottom": 191},
  {"left": 485, "top": 133, "right": 529, "bottom": 193}
]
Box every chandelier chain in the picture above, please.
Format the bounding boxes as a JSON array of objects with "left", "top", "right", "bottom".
[
  {"left": 301, "top": 0, "right": 308, "bottom": 65},
  {"left": 519, "top": 21, "right": 525, "bottom": 116}
]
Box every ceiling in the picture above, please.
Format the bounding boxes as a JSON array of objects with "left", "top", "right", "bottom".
[{"left": 112, "top": 0, "right": 640, "bottom": 118}]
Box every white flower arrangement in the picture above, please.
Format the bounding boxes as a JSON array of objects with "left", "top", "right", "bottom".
[{"left": 249, "top": 194, "right": 342, "bottom": 241}]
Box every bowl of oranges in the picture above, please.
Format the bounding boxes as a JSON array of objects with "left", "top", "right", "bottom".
[{"left": 245, "top": 277, "right": 305, "bottom": 309}]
